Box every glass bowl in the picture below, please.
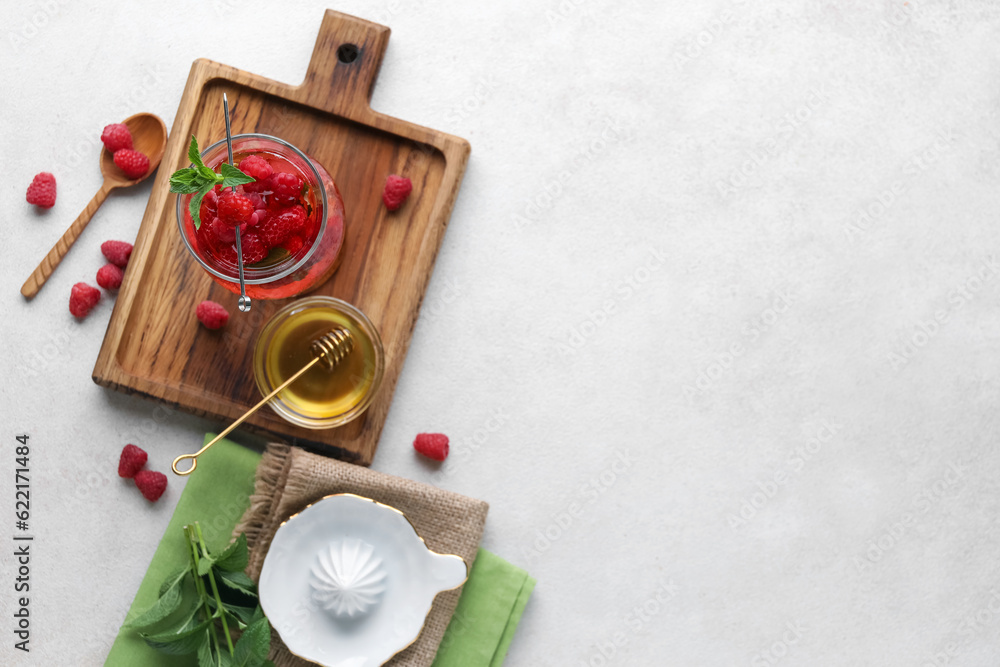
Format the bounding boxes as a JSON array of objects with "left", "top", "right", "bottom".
[{"left": 253, "top": 296, "right": 384, "bottom": 429}]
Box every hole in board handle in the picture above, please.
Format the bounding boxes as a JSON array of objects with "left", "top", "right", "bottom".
[{"left": 337, "top": 44, "right": 359, "bottom": 64}]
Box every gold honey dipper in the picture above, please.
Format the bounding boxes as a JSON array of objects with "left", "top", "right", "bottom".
[{"left": 171, "top": 328, "right": 354, "bottom": 476}]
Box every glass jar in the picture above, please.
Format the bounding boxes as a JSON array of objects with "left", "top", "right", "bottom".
[
  {"left": 253, "top": 296, "right": 384, "bottom": 428},
  {"left": 176, "top": 134, "right": 345, "bottom": 299}
]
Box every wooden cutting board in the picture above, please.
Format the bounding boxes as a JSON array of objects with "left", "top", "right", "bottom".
[{"left": 93, "top": 10, "right": 470, "bottom": 465}]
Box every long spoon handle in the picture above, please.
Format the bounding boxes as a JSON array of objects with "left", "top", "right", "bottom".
[
  {"left": 171, "top": 355, "right": 323, "bottom": 475},
  {"left": 21, "top": 183, "right": 112, "bottom": 299}
]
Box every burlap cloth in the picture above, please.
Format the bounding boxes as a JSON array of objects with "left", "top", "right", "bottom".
[{"left": 234, "top": 443, "right": 489, "bottom": 666}]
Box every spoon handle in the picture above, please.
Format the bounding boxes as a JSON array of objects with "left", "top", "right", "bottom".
[
  {"left": 171, "top": 355, "right": 324, "bottom": 476},
  {"left": 21, "top": 183, "right": 112, "bottom": 299}
]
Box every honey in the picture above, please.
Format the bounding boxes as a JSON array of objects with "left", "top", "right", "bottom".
[{"left": 253, "top": 297, "right": 384, "bottom": 428}]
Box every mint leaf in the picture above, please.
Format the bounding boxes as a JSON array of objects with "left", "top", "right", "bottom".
[
  {"left": 188, "top": 135, "right": 204, "bottom": 168},
  {"left": 153, "top": 595, "right": 202, "bottom": 636},
  {"left": 250, "top": 605, "right": 265, "bottom": 625},
  {"left": 231, "top": 616, "right": 271, "bottom": 667},
  {"left": 126, "top": 580, "right": 184, "bottom": 630},
  {"left": 170, "top": 170, "right": 203, "bottom": 194},
  {"left": 198, "top": 638, "right": 234, "bottom": 667},
  {"left": 158, "top": 567, "right": 189, "bottom": 597},
  {"left": 198, "top": 165, "right": 220, "bottom": 182},
  {"left": 214, "top": 534, "right": 249, "bottom": 573},
  {"left": 197, "top": 637, "right": 215, "bottom": 667},
  {"left": 142, "top": 620, "right": 211, "bottom": 655},
  {"left": 222, "top": 604, "right": 258, "bottom": 627},
  {"left": 219, "top": 163, "right": 255, "bottom": 188},
  {"left": 189, "top": 182, "right": 215, "bottom": 230},
  {"left": 197, "top": 554, "right": 215, "bottom": 577},
  {"left": 217, "top": 570, "right": 256, "bottom": 597}
]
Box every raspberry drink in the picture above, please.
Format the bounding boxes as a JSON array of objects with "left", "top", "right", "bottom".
[{"left": 176, "top": 134, "right": 345, "bottom": 299}]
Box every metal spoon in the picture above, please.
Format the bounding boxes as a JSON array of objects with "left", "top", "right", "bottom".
[{"left": 222, "top": 93, "right": 251, "bottom": 313}]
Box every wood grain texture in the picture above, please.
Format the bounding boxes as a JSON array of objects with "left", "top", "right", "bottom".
[
  {"left": 21, "top": 185, "right": 111, "bottom": 298},
  {"left": 92, "top": 10, "right": 470, "bottom": 465}
]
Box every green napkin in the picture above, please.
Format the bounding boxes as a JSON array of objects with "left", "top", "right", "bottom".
[{"left": 106, "top": 437, "right": 534, "bottom": 666}]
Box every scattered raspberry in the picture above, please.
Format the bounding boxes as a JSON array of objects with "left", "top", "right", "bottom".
[
  {"left": 196, "top": 300, "right": 229, "bottom": 330},
  {"left": 69, "top": 282, "right": 101, "bottom": 318},
  {"left": 134, "top": 470, "right": 167, "bottom": 502},
  {"left": 238, "top": 154, "right": 273, "bottom": 183},
  {"left": 268, "top": 172, "right": 304, "bottom": 205},
  {"left": 118, "top": 444, "right": 148, "bottom": 478},
  {"left": 280, "top": 235, "right": 304, "bottom": 256},
  {"left": 382, "top": 175, "right": 412, "bottom": 211},
  {"left": 217, "top": 191, "right": 254, "bottom": 226},
  {"left": 96, "top": 263, "right": 124, "bottom": 290},
  {"left": 113, "top": 149, "right": 150, "bottom": 180},
  {"left": 240, "top": 233, "right": 268, "bottom": 264},
  {"left": 258, "top": 205, "right": 306, "bottom": 247},
  {"left": 101, "top": 123, "right": 133, "bottom": 153},
  {"left": 25, "top": 172, "right": 57, "bottom": 208},
  {"left": 101, "top": 240, "right": 133, "bottom": 267},
  {"left": 413, "top": 433, "right": 449, "bottom": 461}
]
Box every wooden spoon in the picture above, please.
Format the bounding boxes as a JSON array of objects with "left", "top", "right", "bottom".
[{"left": 21, "top": 112, "right": 168, "bottom": 299}]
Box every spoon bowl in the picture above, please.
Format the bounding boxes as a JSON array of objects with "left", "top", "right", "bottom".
[
  {"left": 21, "top": 112, "right": 168, "bottom": 299},
  {"left": 100, "top": 113, "right": 168, "bottom": 185}
]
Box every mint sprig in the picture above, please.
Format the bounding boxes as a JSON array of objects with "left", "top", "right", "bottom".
[
  {"left": 127, "top": 525, "right": 274, "bottom": 667},
  {"left": 170, "top": 135, "right": 257, "bottom": 230}
]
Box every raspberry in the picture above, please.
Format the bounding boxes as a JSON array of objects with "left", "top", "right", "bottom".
[
  {"left": 209, "top": 217, "right": 249, "bottom": 245},
  {"left": 26, "top": 172, "right": 57, "bottom": 208},
  {"left": 118, "top": 444, "right": 147, "bottom": 478},
  {"left": 218, "top": 244, "right": 237, "bottom": 264},
  {"left": 268, "top": 172, "right": 304, "bottom": 205},
  {"left": 134, "top": 470, "right": 167, "bottom": 502},
  {"left": 217, "top": 191, "right": 254, "bottom": 226},
  {"left": 246, "top": 192, "right": 265, "bottom": 210},
  {"left": 113, "top": 149, "right": 150, "bottom": 180},
  {"left": 239, "top": 155, "right": 273, "bottom": 183},
  {"left": 281, "top": 235, "right": 304, "bottom": 256},
  {"left": 240, "top": 233, "right": 268, "bottom": 264},
  {"left": 101, "top": 240, "right": 133, "bottom": 267},
  {"left": 245, "top": 193, "right": 268, "bottom": 227},
  {"left": 196, "top": 300, "right": 229, "bottom": 330},
  {"left": 101, "top": 123, "right": 133, "bottom": 153},
  {"left": 382, "top": 175, "right": 412, "bottom": 211},
  {"left": 69, "top": 283, "right": 101, "bottom": 318},
  {"left": 96, "top": 263, "right": 124, "bottom": 290},
  {"left": 199, "top": 188, "right": 219, "bottom": 223},
  {"left": 197, "top": 218, "right": 218, "bottom": 252},
  {"left": 258, "top": 205, "right": 306, "bottom": 248},
  {"left": 413, "top": 433, "right": 449, "bottom": 461}
]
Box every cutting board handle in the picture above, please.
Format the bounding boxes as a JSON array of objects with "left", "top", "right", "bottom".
[{"left": 296, "top": 10, "right": 391, "bottom": 118}]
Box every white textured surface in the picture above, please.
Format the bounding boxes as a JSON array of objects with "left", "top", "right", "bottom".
[{"left": 3, "top": 1, "right": 1000, "bottom": 665}]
